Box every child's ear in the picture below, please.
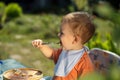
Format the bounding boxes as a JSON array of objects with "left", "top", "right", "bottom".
[{"left": 72, "top": 35, "right": 80, "bottom": 44}]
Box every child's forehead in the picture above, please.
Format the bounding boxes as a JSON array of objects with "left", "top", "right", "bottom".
[
  {"left": 60, "top": 24, "right": 71, "bottom": 31},
  {"left": 61, "top": 23, "right": 69, "bottom": 28}
]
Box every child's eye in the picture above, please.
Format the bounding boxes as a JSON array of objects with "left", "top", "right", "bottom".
[
  {"left": 60, "top": 32, "right": 63, "bottom": 35},
  {"left": 58, "top": 32, "right": 64, "bottom": 36}
]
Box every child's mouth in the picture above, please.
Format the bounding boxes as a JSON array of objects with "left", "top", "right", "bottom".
[{"left": 59, "top": 41, "right": 62, "bottom": 46}]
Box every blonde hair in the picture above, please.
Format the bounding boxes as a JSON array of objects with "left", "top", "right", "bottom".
[{"left": 61, "top": 12, "right": 95, "bottom": 44}]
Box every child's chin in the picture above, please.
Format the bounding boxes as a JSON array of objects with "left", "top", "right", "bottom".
[{"left": 62, "top": 47, "right": 66, "bottom": 50}]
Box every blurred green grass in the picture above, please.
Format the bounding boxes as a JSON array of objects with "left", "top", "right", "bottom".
[{"left": 0, "top": 14, "right": 61, "bottom": 76}]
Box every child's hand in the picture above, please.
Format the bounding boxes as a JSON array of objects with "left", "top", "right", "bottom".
[
  {"left": 32, "top": 39, "right": 43, "bottom": 48},
  {"left": 32, "top": 39, "right": 53, "bottom": 58}
]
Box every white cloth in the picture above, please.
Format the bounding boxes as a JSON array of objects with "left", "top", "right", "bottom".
[
  {"left": 54, "top": 47, "right": 88, "bottom": 76},
  {"left": 40, "top": 76, "right": 52, "bottom": 80},
  {"left": 0, "top": 74, "right": 3, "bottom": 80}
]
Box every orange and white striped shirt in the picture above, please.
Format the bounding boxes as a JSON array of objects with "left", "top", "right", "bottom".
[{"left": 52, "top": 48, "right": 94, "bottom": 80}]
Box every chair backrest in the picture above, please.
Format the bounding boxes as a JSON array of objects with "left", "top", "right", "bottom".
[{"left": 89, "top": 48, "right": 120, "bottom": 75}]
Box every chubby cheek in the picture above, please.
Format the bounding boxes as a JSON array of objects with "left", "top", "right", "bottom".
[{"left": 60, "top": 37, "right": 72, "bottom": 50}]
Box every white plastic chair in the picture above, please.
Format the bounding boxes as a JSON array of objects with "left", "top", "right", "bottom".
[{"left": 89, "top": 48, "right": 120, "bottom": 75}]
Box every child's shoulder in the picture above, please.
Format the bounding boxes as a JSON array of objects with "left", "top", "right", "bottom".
[
  {"left": 52, "top": 48, "right": 62, "bottom": 63},
  {"left": 76, "top": 52, "right": 93, "bottom": 67}
]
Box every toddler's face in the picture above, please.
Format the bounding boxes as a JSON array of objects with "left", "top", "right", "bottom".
[{"left": 58, "top": 24, "right": 74, "bottom": 50}]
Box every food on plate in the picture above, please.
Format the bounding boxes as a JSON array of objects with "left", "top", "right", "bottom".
[{"left": 3, "top": 68, "right": 43, "bottom": 80}]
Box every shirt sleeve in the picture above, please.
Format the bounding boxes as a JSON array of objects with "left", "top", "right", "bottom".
[{"left": 52, "top": 48, "right": 62, "bottom": 64}]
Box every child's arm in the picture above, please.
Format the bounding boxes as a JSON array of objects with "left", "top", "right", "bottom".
[{"left": 32, "top": 39, "right": 54, "bottom": 59}]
